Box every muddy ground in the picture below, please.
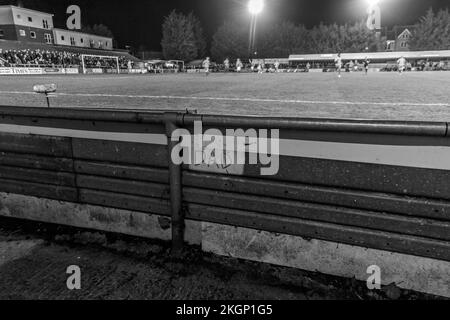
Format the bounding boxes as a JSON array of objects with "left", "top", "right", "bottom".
[{"left": 0, "top": 217, "right": 440, "bottom": 300}]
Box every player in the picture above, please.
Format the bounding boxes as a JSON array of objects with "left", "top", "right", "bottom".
[
  {"left": 397, "top": 56, "right": 407, "bottom": 75},
  {"left": 202, "top": 57, "right": 211, "bottom": 76},
  {"left": 257, "top": 62, "right": 264, "bottom": 74},
  {"left": 334, "top": 53, "right": 343, "bottom": 78},
  {"left": 236, "top": 58, "right": 243, "bottom": 73},
  {"left": 363, "top": 57, "right": 370, "bottom": 75},
  {"left": 274, "top": 60, "right": 280, "bottom": 73},
  {"left": 250, "top": 59, "right": 256, "bottom": 72},
  {"left": 224, "top": 58, "right": 230, "bottom": 72}
]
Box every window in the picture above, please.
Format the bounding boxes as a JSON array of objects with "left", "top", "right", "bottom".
[
  {"left": 19, "top": 29, "right": 26, "bottom": 37},
  {"left": 80, "top": 38, "right": 84, "bottom": 44},
  {"left": 70, "top": 37, "right": 76, "bottom": 46},
  {"left": 61, "top": 35, "right": 65, "bottom": 41},
  {"left": 30, "top": 31, "right": 36, "bottom": 39},
  {"left": 16, "top": 14, "right": 21, "bottom": 19},
  {"left": 43, "top": 20, "right": 49, "bottom": 29},
  {"left": 0, "top": 30, "right": 4, "bottom": 37},
  {"left": 28, "top": 17, "right": 32, "bottom": 22},
  {"left": 44, "top": 33, "right": 52, "bottom": 44}
]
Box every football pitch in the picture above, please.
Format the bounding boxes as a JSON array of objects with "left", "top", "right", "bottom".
[{"left": 0, "top": 71, "right": 449, "bottom": 121}]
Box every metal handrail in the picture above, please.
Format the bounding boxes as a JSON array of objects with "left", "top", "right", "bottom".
[{"left": 0, "top": 106, "right": 447, "bottom": 136}]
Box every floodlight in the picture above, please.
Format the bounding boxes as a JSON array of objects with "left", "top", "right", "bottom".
[
  {"left": 367, "top": 0, "right": 381, "bottom": 7},
  {"left": 248, "top": 0, "right": 264, "bottom": 15}
]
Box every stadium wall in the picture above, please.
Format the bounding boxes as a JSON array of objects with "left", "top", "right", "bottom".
[
  {"left": 0, "top": 107, "right": 449, "bottom": 297},
  {"left": 0, "top": 67, "right": 79, "bottom": 75}
]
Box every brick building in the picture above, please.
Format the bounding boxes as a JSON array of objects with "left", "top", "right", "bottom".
[{"left": 0, "top": 5, "right": 113, "bottom": 50}]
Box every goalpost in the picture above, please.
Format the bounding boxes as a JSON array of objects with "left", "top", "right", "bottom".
[{"left": 81, "top": 54, "right": 120, "bottom": 74}]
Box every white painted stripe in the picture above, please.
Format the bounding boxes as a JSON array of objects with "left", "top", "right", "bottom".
[
  {"left": 280, "top": 139, "right": 450, "bottom": 171},
  {"left": 0, "top": 124, "right": 168, "bottom": 145},
  {"left": 0, "top": 90, "right": 449, "bottom": 107},
  {"left": 1, "top": 124, "right": 450, "bottom": 170},
  {"left": 189, "top": 135, "right": 450, "bottom": 170}
]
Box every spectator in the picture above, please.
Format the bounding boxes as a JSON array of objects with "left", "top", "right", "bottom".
[{"left": 0, "top": 49, "right": 130, "bottom": 69}]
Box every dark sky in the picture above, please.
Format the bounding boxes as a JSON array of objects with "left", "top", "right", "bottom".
[{"left": 2, "top": 0, "right": 449, "bottom": 50}]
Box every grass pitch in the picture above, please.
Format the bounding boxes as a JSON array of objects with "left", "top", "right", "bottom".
[{"left": 0, "top": 71, "right": 449, "bottom": 121}]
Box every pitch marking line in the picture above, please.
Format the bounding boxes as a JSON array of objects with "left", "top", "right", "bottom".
[{"left": 0, "top": 91, "right": 449, "bottom": 107}]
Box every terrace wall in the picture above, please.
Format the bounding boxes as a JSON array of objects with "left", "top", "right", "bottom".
[{"left": 0, "top": 107, "right": 449, "bottom": 297}]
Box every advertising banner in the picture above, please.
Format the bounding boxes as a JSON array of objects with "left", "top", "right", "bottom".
[
  {"left": 64, "top": 68, "right": 79, "bottom": 74},
  {"left": 0, "top": 67, "right": 43, "bottom": 75},
  {"left": 91, "top": 68, "right": 103, "bottom": 74},
  {"left": 12, "top": 67, "right": 43, "bottom": 75},
  {"left": 0, "top": 67, "right": 13, "bottom": 75},
  {"left": 43, "top": 68, "right": 62, "bottom": 74}
]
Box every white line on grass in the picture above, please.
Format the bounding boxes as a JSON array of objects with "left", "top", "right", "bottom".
[{"left": 0, "top": 90, "right": 449, "bottom": 107}]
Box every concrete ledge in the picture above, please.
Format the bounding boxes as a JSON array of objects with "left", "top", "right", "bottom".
[
  {"left": 202, "top": 222, "right": 450, "bottom": 298},
  {"left": 0, "top": 193, "right": 201, "bottom": 246},
  {"left": 2, "top": 192, "right": 449, "bottom": 297}
]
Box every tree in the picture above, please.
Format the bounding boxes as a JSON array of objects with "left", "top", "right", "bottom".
[
  {"left": 340, "top": 21, "right": 385, "bottom": 53},
  {"left": 308, "top": 23, "right": 340, "bottom": 53},
  {"left": 258, "top": 22, "right": 310, "bottom": 57},
  {"left": 409, "top": 8, "right": 450, "bottom": 50},
  {"left": 82, "top": 24, "right": 114, "bottom": 38},
  {"left": 211, "top": 20, "right": 249, "bottom": 61},
  {"left": 161, "top": 10, "right": 198, "bottom": 61},
  {"left": 188, "top": 12, "right": 207, "bottom": 58},
  {"left": 306, "top": 20, "right": 384, "bottom": 54}
]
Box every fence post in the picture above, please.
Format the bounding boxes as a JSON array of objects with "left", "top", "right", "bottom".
[{"left": 164, "top": 113, "right": 185, "bottom": 255}]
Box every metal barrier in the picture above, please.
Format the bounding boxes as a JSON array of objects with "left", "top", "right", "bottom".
[{"left": 0, "top": 106, "right": 449, "bottom": 261}]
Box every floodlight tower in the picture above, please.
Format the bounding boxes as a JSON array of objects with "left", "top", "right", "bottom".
[
  {"left": 248, "top": 0, "right": 264, "bottom": 58},
  {"left": 366, "top": 0, "right": 382, "bottom": 32}
]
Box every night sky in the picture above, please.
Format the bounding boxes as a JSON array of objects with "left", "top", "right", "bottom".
[{"left": 1, "top": 0, "right": 449, "bottom": 50}]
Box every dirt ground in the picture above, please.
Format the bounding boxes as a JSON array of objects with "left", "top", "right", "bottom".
[{"left": 0, "top": 217, "right": 439, "bottom": 300}]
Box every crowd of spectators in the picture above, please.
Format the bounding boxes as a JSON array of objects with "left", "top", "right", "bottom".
[
  {"left": 0, "top": 49, "right": 132, "bottom": 69},
  {"left": 83, "top": 55, "right": 130, "bottom": 69}
]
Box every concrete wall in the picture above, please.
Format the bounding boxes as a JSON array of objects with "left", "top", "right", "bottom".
[
  {"left": 0, "top": 7, "right": 14, "bottom": 25},
  {"left": 202, "top": 223, "right": 450, "bottom": 298},
  {"left": 10, "top": 6, "right": 53, "bottom": 30},
  {"left": 0, "top": 192, "right": 449, "bottom": 298},
  {"left": 0, "top": 193, "right": 201, "bottom": 246}
]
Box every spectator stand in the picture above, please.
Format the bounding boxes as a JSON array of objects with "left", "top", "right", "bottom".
[{"left": 0, "top": 39, "right": 142, "bottom": 75}]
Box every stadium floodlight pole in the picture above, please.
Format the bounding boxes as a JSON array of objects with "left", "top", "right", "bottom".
[
  {"left": 366, "top": 0, "right": 382, "bottom": 34},
  {"left": 248, "top": 0, "right": 264, "bottom": 58}
]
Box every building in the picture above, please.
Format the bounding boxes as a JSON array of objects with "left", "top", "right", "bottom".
[
  {"left": 53, "top": 28, "right": 113, "bottom": 50},
  {"left": 0, "top": 5, "right": 113, "bottom": 50},
  {"left": 395, "top": 28, "right": 412, "bottom": 51},
  {"left": 0, "top": 5, "right": 54, "bottom": 44},
  {"left": 385, "top": 27, "right": 414, "bottom": 52}
]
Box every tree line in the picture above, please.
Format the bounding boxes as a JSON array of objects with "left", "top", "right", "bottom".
[{"left": 161, "top": 8, "right": 450, "bottom": 62}]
